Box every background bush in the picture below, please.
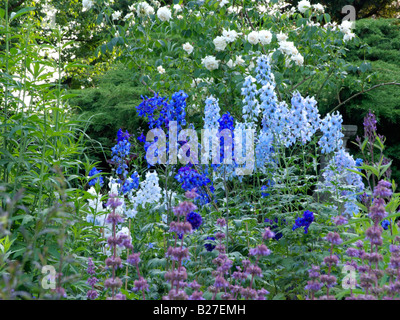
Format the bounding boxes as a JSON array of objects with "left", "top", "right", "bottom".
[{"left": 322, "top": 18, "right": 400, "bottom": 181}]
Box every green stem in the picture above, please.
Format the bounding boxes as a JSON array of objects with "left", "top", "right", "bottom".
[
  {"left": 223, "top": 166, "right": 229, "bottom": 254},
  {"left": 3, "top": 1, "right": 10, "bottom": 185}
]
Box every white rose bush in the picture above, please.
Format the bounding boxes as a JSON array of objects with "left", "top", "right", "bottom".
[{"left": 93, "top": 0, "right": 365, "bottom": 119}]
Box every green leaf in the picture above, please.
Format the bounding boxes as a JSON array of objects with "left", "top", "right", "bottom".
[
  {"left": 138, "top": 25, "right": 146, "bottom": 35},
  {"left": 233, "top": 219, "right": 242, "bottom": 228},
  {"left": 378, "top": 162, "right": 392, "bottom": 179},
  {"left": 9, "top": 7, "right": 36, "bottom": 22},
  {"left": 182, "top": 29, "right": 192, "bottom": 38},
  {"left": 361, "top": 138, "right": 368, "bottom": 152},
  {"left": 341, "top": 235, "right": 364, "bottom": 246},
  {"left": 65, "top": 63, "right": 89, "bottom": 70},
  {"left": 96, "top": 13, "right": 103, "bottom": 25},
  {"left": 346, "top": 168, "right": 366, "bottom": 179},
  {"left": 359, "top": 164, "right": 379, "bottom": 178},
  {"left": 141, "top": 223, "right": 155, "bottom": 233},
  {"left": 374, "top": 135, "right": 385, "bottom": 151},
  {"left": 323, "top": 13, "right": 331, "bottom": 23},
  {"left": 100, "top": 44, "right": 107, "bottom": 55},
  {"left": 386, "top": 211, "right": 400, "bottom": 220},
  {"left": 272, "top": 293, "right": 286, "bottom": 300},
  {"left": 148, "top": 258, "right": 166, "bottom": 268}
]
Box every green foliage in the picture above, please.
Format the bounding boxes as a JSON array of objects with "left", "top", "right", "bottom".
[
  {"left": 0, "top": 2, "right": 98, "bottom": 298},
  {"left": 347, "top": 19, "right": 400, "bottom": 65},
  {"left": 1, "top": 0, "right": 400, "bottom": 301},
  {"left": 69, "top": 63, "right": 150, "bottom": 166}
]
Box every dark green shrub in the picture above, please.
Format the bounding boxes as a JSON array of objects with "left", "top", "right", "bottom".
[
  {"left": 70, "top": 63, "right": 151, "bottom": 167},
  {"left": 324, "top": 18, "right": 400, "bottom": 182}
]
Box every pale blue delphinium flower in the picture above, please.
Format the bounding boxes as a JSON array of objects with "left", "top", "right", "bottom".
[
  {"left": 318, "top": 111, "right": 344, "bottom": 154},
  {"left": 241, "top": 76, "right": 260, "bottom": 125}
]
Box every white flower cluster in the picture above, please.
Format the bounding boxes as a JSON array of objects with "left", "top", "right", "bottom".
[
  {"left": 339, "top": 20, "right": 356, "bottom": 42},
  {"left": 323, "top": 21, "right": 338, "bottom": 31},
  {"left": 313, "top": 3, "right": 325, "bottom": 13},
  {"left": 201, "top": 55, "right": 220, "bottom": 71},
  {"left": 112, "top": 10, "right": 122, "bottom": 20},
  {"left": 157, "top": 65, "right": 165, "bottom": 74},
  {"left": 276, "top": 32, "right": 304, "bottom": 67},
  {"left": 124, "top": 12, "right": 134, "bottom": 21},
  {"left": 152, "top": 3, "right": 184, "bottom": 22},
  {"left": 206, "top": 28, "right": 244, "bottom": 70},
  {"left": 227, "top": 55, "right": 245, "bottom": 68},
  {"left": 222, "top": 29, "right": 240, "bottom": 43},
  {"left": 87, "top": 187, "right": 104, "bottom": 216},
  {"left": 173, "top": 4, "right": 182, "bottom": 12},
  {"left": 298, "top": 1, "right": 325, "bottom": 14},
  {"left": 182, "top": 42, "right": 194, "bottom": 54},
  {"left": 133, "top": 171, "right": 162, "bottom": 208},
  {"left": 136, "top": 1, "right": 155, "bottom": 17},
  {"left": 157, "top": 6, "right": 172, "bottom": 22},
  {"left": 297, "top": 0, "right": 311, "bottom": 13},
  {"left": 218, "top": 0, "right": 230, "bottom": 7},
  {"left": 213, "top": 36, "right": 227, "bottom": 51},
  {"left": 266, "top": 0, "right": 294, "bottom": 17},
  {"left": 227, "top": 5, "right": 242, "bottom": 14},
  {"left": 247, "top": 30, "right": 273, "bottom": 46},
  {"left": 108, "top": 177, "right": 120, "bottom": 194},
  {"left": 257, "top": 4, "right": 268, "bottom": 14},
  {"left": 212, "top": 28, "right": 241, "bottom": 52},
  {"left": 82, "top": 0, "right": 94, "bottom": 11}
]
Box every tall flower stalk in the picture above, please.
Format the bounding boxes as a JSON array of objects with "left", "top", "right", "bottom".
[
  {"left": 103, "top": 194, "right": 131, "bottom": 300},
  {"left": 127, "top": 251, "right": 148, "bottom": 300},
  {"left": 86, "top": 258, "right": 98, "bottom": 300},
  {"left": 163, "top": 196, "right": 197, "bottom": 300}
]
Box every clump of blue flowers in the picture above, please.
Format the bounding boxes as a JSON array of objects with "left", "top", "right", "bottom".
[
  {"left": 174, "top": 165, "right": 214, "bottom": 204},
  {"left": 136, "top": 91, "right": 189, "bottom": 166},
  {"left": 204, "top": 236, "right": 216, "bottom": 252},
  {"left": 111, "top": 135, "right": 131, "bottom": 179},
  {"left": 160, "top": 90, "right": 188, "bottom": 132},
  {"left": 381, "top": 219, "right": 390, "bottom": 230},
  {"left": 136, "top": 93, "right": 169, "bottom": 129},
  {"left": 261, "top": 180, "right": 273, "bottom": 197},
  {"left": 241, "top": 75, "right": 260, "bottom": 125},
  {"left": 88, "top": 167, "right": 104, "bottom": 187},
  {"left": 187, "top": 211, "right": 202, "bottom": 230},
  {"left": 292, "top": 210, "right": 314, "bottom": 234},
  {"left": 121, "top": 172, "right": 140, "bottom": 195},
  {"left": 215, "top": 111, "right": 236, "bottom": 172},
  {"left": 203, "top": 95, "right": 220, "bottom": 130},
  {"left": 117, "top": 128, "right": 131, "bottom": 142}
]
